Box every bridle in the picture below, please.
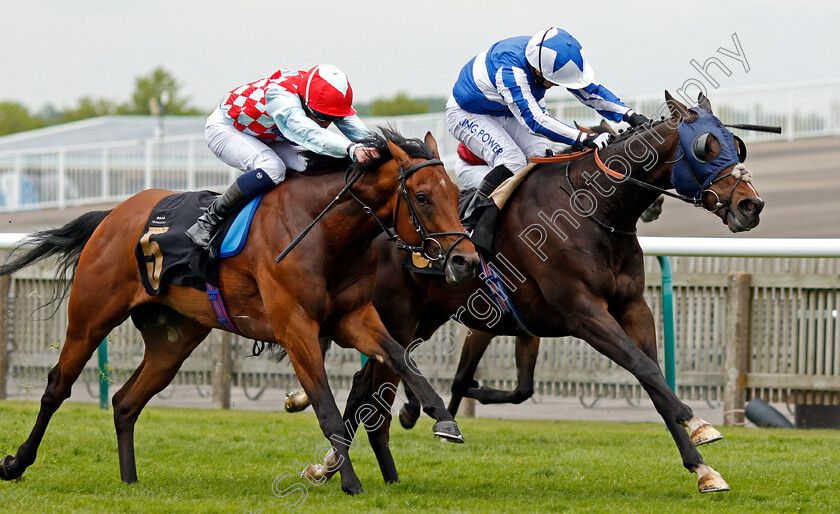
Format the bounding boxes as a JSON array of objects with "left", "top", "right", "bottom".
[
  {"left": 274, "top": 156, "right": 470, "bottom": 268},
  {"left": 347, "top": 158, "right": 470, "bottom": 268}
]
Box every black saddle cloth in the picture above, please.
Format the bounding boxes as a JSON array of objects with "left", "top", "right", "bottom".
[{"left": 134, "top": 191, "right": 238, "bottom": 296}]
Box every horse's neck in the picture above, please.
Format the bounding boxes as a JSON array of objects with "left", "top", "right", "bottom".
[
  {"left": 318, "top": 170, "right": 398, "bottom": 253},
  {"left": 576, "top": 122, "right": 678, "bottom": 228}
]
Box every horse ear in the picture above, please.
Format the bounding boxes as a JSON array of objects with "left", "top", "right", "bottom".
[
  {"left": 697, "top": 92, "right": 713, "bottom": 114},
  {"left": 599, "top": 119, "right": 616, "bottom": 135},
  {"left": 424, "top": 131, "right": 441, "bottom": 159},
  {"left": 387, "top": 139, "right": 412, "bottom": 169},
  {"left": 665, "top": 90, "right": 692, "bottom": 121},
  {"left": 574, "top": 121, "right": 594, "bottom": 134}
]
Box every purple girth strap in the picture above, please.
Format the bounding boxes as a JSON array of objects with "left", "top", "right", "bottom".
[{"left": 205, "top": 282, "right": 242, "bottom": 335}]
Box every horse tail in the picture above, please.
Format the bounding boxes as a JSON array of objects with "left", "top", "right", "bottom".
[{"left": 0, "top": 209, "right": 113, "bottom": 307}]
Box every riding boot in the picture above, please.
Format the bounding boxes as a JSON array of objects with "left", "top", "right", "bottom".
[
  {"left": 464, "top": 164, "right": 514, "bottom": 226},
  {"left": 185, "top": 168, "right": 276, "bottom": 249}
]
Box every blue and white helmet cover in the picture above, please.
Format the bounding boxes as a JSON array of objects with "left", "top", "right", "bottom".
[{"left": 525, "top": 28, "right": 595, "bottom": 88}]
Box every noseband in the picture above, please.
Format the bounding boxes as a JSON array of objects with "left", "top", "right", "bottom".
[{"left": 349, "top": 159, "right": 470, "bottom": 268}]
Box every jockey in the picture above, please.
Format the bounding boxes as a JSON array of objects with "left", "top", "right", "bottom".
[
  {"left": 446, "top": 27, "right": 649, "bottom": 219},
  {"left": 186, "top": 64, "right": 379, "bottom": 249}
]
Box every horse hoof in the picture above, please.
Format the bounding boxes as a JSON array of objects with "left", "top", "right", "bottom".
[
  {"left": 302, "top": 464, "right": 328, "bottom": 483},
  {"left": 398, "top": 405, "right": 418, "bottom": 430},
  {"left": 690, "top": 423, "right": 723, "bottom": 446},
  {"left": 284, "top": 391, "right": 311, "bottom": 413},
  {"left": 0, "top": 455, "right": 18, "bottom": 481},
  {"left": 342, "top": 484, "right": 364, "bottom": 496},
  {"left": 433, "top": 420, "right": 464, "bottom": 443},
  {"left": 698, "top": 472, "right": 730, "bottom": 493}
]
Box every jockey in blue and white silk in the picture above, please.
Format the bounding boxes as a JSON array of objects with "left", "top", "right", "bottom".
[{"left": 447, "top": 27, "right": 646, "bottom": 194}]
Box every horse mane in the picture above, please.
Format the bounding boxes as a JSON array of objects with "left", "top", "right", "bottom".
[{"left": 300, "top": 126, "right": 435, "bottom": 174}]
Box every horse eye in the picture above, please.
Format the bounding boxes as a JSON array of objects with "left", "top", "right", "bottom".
[
  {"left": 414, "top": 192, "right": 430, "bottom": 205},
  {"left": 691, "top": 132, "right": 712, "bottom": 163}
]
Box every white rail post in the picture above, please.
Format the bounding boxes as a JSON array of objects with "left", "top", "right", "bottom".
[
  {"left": 12, "top": 154, "right": 22, "bottom": 211},
  {"left": 101, "top": 148, "right": 109, "bottom": 201},
  {"left": 187, "top": 139, "right": 195, "bottom": 191},
  {"left": 144, "top": 140, "right": 153, "bottom": 191},
  {"left": 58, "top": 148, "right": 66, "bottom": 209}
]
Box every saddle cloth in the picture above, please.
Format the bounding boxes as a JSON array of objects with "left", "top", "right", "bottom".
[{"left": 134, "top": 191, "right": 263, "bottom": 296}]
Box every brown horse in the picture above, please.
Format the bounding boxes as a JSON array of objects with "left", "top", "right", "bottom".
[
  {"left": 307, "top": 93, "right": 764, "bottom": 493},
  {"left": 0, "top": 129, "right": 478, "bottom": 495}
]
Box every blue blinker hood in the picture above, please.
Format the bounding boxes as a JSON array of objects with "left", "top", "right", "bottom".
[{"left": 672, "top": 107, "right": 740, "bottom": 198}]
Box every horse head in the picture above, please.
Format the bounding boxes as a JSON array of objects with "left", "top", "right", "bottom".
[
  {"left": 665, "top": 91, "right": 764, "bottom": 232},
  {"left": 379, "top": 130, "right": 478, "bottom": 284}
]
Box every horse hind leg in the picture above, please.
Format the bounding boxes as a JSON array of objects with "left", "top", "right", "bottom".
[
  {"left": 398, "top": 384, "right": 421, "bottom": 429},
  {"left": 111, "top": 305, "right": 210, "bottom": 484},
  {"left": 466, "top": 335, "right": 540, "bottom": 406},
  {"left": 0, "top": 293, "right": 131, "bottom": 481}
]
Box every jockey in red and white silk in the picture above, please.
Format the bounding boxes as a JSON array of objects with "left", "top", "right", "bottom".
[{"left": 187, "top": 64, "right": 378, "bottom": 250}]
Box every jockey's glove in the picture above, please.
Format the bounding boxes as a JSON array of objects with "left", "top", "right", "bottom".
[
  {"left": 580, "top": 132, "right": 610, "bottom": 150},
  {"left": 624, "top": 112, "right": 650, "bottom": 127}
]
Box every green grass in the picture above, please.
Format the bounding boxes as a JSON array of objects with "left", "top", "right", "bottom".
[{"left": 1, "top": 400, "right": 839, "bottom": 513}]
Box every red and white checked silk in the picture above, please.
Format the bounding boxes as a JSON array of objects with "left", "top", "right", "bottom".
[{"left": 222, "top": 69, "right": 304, "bottom": 142}]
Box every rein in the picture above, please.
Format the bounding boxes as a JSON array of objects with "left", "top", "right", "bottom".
[
  {"left": 274, "top": 158, "right": 469, "bottom": 267},
  {"left": 348, "top": 159, "right": 470, "bottom": 268}
]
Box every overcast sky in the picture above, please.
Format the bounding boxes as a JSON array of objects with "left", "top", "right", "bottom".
[{"left": 3, "top": 0, "right": 839, "bottom": 114}]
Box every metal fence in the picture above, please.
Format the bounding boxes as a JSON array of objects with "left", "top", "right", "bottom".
[
  {"left": 2, "top": 254, "right": 838, "bottom": 409},
  {"left": 0, "top": 80, "right": 838, "bottom": 212}
]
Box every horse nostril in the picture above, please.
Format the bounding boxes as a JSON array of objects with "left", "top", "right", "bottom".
[
  {"left": 739, "top": 197, "right": 764, "bottom": 217},
  {"left": 450, "top": 255, "right": 468, "bottom": 270}
]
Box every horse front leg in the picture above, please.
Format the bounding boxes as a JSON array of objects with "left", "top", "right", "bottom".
[
  {"left": 465, "top": 334, "right": 540, "bottom": 406},
  {"left": 304, "top": 360, "right": 402, "bottom": 485},
  {"left": 282, "top": 336, "right": 330, "bottom": 413},
  {"left": 333, "top": 304, "right": 463, "bottom": 443},
  {"left": 278, "top": 319, "right": 363, "bottom": 495},
  {"left": 575, "top": 300, "right": 729, "bottom": 493},
  {"left": 619, "top": 298, "right": 723, "bottom": 447}
]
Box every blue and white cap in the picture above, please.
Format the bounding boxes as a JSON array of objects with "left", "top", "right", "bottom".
[{"left": 525, "top": 27, "right": 594, "bottom": 89}]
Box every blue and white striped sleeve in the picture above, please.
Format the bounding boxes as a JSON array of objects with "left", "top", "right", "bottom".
[
  {"left": 495, "top": 66, "right": 581, "bottom": 145},
  {"left": 567, "top": 83, "right": 633, "bottom": 123}
]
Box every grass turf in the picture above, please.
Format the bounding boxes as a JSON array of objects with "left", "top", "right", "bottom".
[{"left": 1, "top": 400, "right": 839, "bottom": 513}]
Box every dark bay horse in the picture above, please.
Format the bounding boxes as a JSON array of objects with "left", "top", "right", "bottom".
[
  {"left": 307, "top": 94, "right": 764, "bottom": 493},
  {"left": 390, "top": 120, "right": 664, "bottom": 427},
  {"left": 0, "top": 129, "right": 478, "bottom": 495}
]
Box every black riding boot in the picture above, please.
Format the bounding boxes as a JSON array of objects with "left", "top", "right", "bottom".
[
  {"left": 465, "top": 164, "right": 514, "bottom": 226},
  {"left": 185, "top": 168, "right": 275, "bottom": 249}
]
